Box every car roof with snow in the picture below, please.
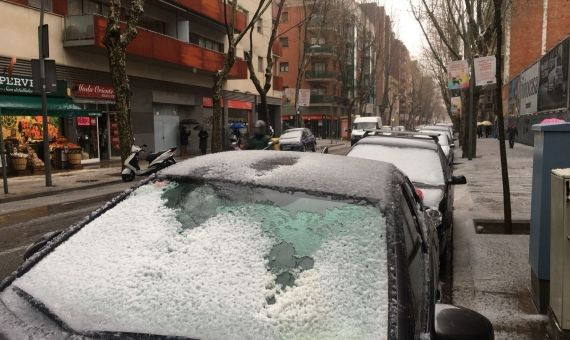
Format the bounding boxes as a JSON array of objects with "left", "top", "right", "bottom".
[
  {"left": 161, "top": 151, "right": 404, "bottom": 205},
  {"left": 355, "top": 135, "right": 439, "bottom": 151}
]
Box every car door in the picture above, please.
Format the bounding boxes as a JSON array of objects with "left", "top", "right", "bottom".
[{"left": 399, "top": 187, "right": 432, "bottom": 338}]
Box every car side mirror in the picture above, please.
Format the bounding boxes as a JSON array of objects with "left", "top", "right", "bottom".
[
  {"left": 23, "top": 230, "right": 63, "bottom": 260},
  {"left": 321, "top": 147, "right": 329, "bottom": 154},
  {"left": 434, "top": 304, "right": 494, "bottom": 340},
  {"left": 449, "top": 175, "right": 467, "bottom": 185}
]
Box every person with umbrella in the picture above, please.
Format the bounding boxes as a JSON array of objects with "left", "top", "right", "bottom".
[{"left": 198, "top": 127, "right": 208, "bottom": 155}]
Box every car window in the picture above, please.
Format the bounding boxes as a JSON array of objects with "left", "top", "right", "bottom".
[
  {"left": 400, "top": 191, "right": 428, "bottom": 337},
  {"left": 348, "top": 144, "right": 445, "bottom": 186},
  {"left": 353, "top": 122, "right": 377, "bottom": 130},
  {"left": 9, "top": 180, "right": 390, "bottom": 339},
  {"left": 280, "top": 130, "right": 302, "bottom": 139}
]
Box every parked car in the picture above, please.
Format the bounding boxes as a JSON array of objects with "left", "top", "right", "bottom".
[
  {"left": 419, "top": 125, "right": 454, "bottom": 142},
  {"left": 351, "top": 116, "right": 382, "bottom": 145},
  {"left": 0, "top": 152, "right": 491, "bottom": 340},
  {"left": 347, "top": 134, "right": 466, "bottom": 262},
  {"left": 419, "top": 129, "right": 455, "bottom": 165},
  {"left": 279, "top": 128, "right": 316, "bottom": 152}
]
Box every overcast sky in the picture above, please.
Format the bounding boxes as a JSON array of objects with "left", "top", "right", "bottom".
[{"left": 382, "top": 0, "right": 424, "bottom": 58}]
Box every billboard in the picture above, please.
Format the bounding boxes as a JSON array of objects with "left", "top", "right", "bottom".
[
  {"left": 519, "top": 62, "right": 539, "bottom": 115},
  {"left": 474, "top": 56, "right": 496, "bottom": 86},
  {"left": 451, "top": 96, "right": 462, "bottom": 116},
  {"left": 538, "top": 39, "right": 569, "bottom": 111},
  {"left": 447, "top": 60, "right": 470, "bottom": 90},
  {"left": 508, "top": 76, "right": 520, "bottom": 116}
]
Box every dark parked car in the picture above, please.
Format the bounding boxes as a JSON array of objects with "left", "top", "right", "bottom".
[
  {"left": 0, "top": 152, "right": 490, "bottom": 339},
  {"left": 279, "top": 128, "right": 316, "bottom": 152},
  {"left": 347, "top": 134, "right": 466, "bottom": 262}
]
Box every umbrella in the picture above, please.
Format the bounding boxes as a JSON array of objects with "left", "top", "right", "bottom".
[
  {"left": 230, "top": 122, "right": 246, "bottom": 129},
  {"left": 477, "top": 122, "right": 483, "bottom": 126},
  {"left": 540, "top": 118, "right": 565, "bottom": 125},
  {"left": 180, "top": 118, "right": 200, "bottom": 125},
  {"left": 481, "top": 121, "right": 493, "bottom": 126}
]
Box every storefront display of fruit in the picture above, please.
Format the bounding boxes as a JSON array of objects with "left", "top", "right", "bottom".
[{"left": 49, "top": 137, "right": 81, "bottom": 153}]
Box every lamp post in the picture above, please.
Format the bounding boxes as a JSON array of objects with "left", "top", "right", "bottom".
[{"left": 39, "top": 0, "right": 52, "bottom": 186}]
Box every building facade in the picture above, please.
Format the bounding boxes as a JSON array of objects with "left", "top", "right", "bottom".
[{"left": 0, "top": 0, "right": 283, "bottom": 163}]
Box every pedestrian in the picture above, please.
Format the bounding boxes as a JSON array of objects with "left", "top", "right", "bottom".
[
  {"left": 485, "top": 125, "right": 490, "bottom": 138},
  {"left": 477, "top": 125, "right": 483, "bottom": 139},
  {"left": 245, "top": 120, "right": 271, "bottom": 150},
  {"left": 179, "top": 125, "right": 190, "bottom": 156},
  {"left": 199, "top": 128, "right": 208, "bottom": 155},
  {"left": 507, "top": 124, "right": 518, "bottom": 149}
]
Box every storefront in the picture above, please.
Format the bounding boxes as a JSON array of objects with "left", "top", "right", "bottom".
[
  {"left": 0, "top": 75, "right": 98, "bottom": 174},
  {"left": 202, "top": 96, "right": 253, "bottom": 133}
]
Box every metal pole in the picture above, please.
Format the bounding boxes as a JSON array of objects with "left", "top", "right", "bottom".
[
  {"left": 329, "top": 113, "right": 332, "bottom": 144},
  {"left": 39, "top": 0, "right": 52, "bottom": 186},
  {"left": 0, "top": 111, "right": 8, "bottom": 194},
  {"left": 468, "top": 58, "right": 475, "bottom": 160}
]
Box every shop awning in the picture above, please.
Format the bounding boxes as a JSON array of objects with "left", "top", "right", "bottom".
[{"left": 0, "top": 95, "right": 101, "bottom": 117}]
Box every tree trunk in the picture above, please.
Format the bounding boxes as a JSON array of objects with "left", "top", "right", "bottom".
[
  {"left": 494, "top": 0, "right": 512, "bottom": 233},
  {"left": 106, "top": 45, "right": 134, "bottom": 165},
  {"left": 212, "top": 74, "right": 224, "bottom": 153},
  {"left": 259, "top": 94, "right": 268, "bottom": 123}
]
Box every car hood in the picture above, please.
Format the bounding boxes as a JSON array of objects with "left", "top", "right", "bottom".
[{"left": 417, "top": 186, "right": 444, "bottom": 209}]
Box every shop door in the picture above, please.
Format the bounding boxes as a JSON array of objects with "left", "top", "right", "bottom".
[{"left": 154, "top": 115, "right": 179, "bottom": 154}]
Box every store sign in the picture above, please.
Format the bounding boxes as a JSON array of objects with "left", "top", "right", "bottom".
[
  {"left": 77, "top": 117, "right": 91, "bottom": 126},
  {"left": 447, "top": 60, "right": 470, "bottom": 90},
  {"left": 202, "top": 97, "right": 253, "bottom": 110},
  {"left": 474, "top": 56, "right": 496, "bottom": 86},
  {"left": 450, "top": 96, "right": 462, "bottom": 116},
  {"left": 75, "top": 83, "right": 115, "bottom": 100},
  {"left": 0, "top": 75, "right": 34, "bottom": 94},
  {"left": 518, "top": 62, "right": 539, "bottom": 115},
  {"left": 538, "top": 39, "right": 569, "bottom": 112}
]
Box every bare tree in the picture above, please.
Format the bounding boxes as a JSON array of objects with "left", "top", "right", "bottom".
[
  {"left": 103, "top": 0, "right": 144, "bottom": 163},
  {"left": 211, "top": 0, "right": 270, "bottom": 152}
]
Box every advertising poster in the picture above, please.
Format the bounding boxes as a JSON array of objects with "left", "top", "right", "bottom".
[
  {"left": 538, "top": 39, "right": 569, "bottom": 111},
  {"left": 518, "top": 62, "right": 539, "bottom": 115},
  {"left": 450, "top": 96, "right": 462, "bottom": 116},
  {"left": 474, "top": 56, "right": 497, "bottom": 86},
  {"left": 284, "top": 88, "right": 296, "bottom": 105},
  {"left": 508, "top": 76, "right": 520, "bottom": 116},
  {"left": 447, "top": 60, "right": 470, "bottom": 90}
]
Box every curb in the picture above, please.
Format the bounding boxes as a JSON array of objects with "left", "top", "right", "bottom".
[
  {"left": 0, "top": 191, "right": 122, "bottom": 228},
  {"left": 0, "top": 179, "right": 122, "bottom": 204}
]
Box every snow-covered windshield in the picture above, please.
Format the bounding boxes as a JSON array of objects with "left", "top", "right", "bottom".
[
  {"left": 353, "top": 122, "right": 377, "bottom": 130},
  {"left": 280, "top": 130, "right": 303, "bottom": 140},
  {"left": 12, "top": 180, "right": 389, "bottom": 339},
  {"left": 348, "top": 144, "right": 445, "bottom": 186}
]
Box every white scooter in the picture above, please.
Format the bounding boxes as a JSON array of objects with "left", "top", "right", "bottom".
[{"left": 121, "top": 144, "right": 176, "bottom": 182}]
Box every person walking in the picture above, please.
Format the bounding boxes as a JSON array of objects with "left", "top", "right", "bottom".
[
  {"left": 477, "top": 125, "right": 483, "bottom": 139},
  {"left": 507, "top": 124, "right": 518, "bottom": 149},
  {"left": 198, "top": 128, "right": 208, "bottom": 155},
  {"left": 179, "top": 125, "right": 190, "bottom": 156}
]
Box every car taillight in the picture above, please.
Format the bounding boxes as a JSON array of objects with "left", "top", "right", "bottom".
[{"left": 415, "top": 188, "right": 424, "bottom": 201}]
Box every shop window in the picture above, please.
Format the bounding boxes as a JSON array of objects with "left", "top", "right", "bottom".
[
  {"left": 280, "top": 62, "right": 289, "bottom": 72},
  {"left": 80, "top": 0, "right": 109, "bottom": 16},
  {"left": 28, "top": 0, "right": 52, "bottom": 10},
  {"left": 280, "top": 37, "right": 289, "bottom": 48},
  {"left": 258, "top": 57, "right": 264, "bottom": 72},
  {"left": 281, "top": 12, "right": 288, "bottom": 22},
  {"left": 139, "top": 17, "right": 166, "bottom": 35}
]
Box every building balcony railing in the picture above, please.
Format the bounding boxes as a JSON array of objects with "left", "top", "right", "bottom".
[
  {"left": 63, "top": 14, "right": 247, "bottom": 79},
  {"left": 304, "top": 43, "right": 333, "bottom": 55},
  {"left": 273, "top": 76, "right": 284, "bottom": 91},
  {"left": 305, "top": 71, "right": 337, "bottom": 81},
  {"left": 310, "top": 95, "right": 340, "bottom": 104}
]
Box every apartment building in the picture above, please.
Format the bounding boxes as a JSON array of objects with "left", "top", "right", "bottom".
[{"left": 0, "top": 0, "right": 283, "bottom": 161}]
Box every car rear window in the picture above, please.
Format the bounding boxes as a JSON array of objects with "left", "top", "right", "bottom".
[
  {"left": 10, "top": 180, "right": 389, "bottom": 339},
  {"left": 348, "top": 143, "right": 445, "bottom": 186}
]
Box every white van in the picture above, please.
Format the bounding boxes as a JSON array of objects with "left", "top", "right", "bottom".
[{"left": 351, "top": 116, "right": 382, "bottom": 145}]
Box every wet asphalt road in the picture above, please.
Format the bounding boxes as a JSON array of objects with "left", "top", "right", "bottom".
[{"left": 0, "top": 204, "right": 102, "bottom": 281}]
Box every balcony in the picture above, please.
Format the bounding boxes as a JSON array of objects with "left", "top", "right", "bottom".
[
  {"left": 304, "top": 43, "right": 333, "bottom": 56},
  {"left": 310, "top": 95, "right": 340, "bottom": 105},
  {"left": 273, "top": 76, "right": 284, "bottom": 91},
  {"left": 305, "top": 71, "right": 337, "bottom": 81},
  {"left": 272, "top": 42, "right": 283, "bottom": 57},
  {"left": 63, "top": 15, "right": 247, "bottom": 79},
  {"left": 172, "top": 0, "right": 246, "bottom": 32}
]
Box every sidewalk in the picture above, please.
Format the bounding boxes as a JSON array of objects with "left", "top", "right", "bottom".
[{"left": 452, "top": 139, "right": 547, "bottom": 339}]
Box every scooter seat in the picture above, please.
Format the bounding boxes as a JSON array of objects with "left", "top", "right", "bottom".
[{"left": 146, "top": 151, "right": 163, "bottom": 163}]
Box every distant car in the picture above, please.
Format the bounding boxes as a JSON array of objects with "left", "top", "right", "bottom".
[
  {"left": 347, "top": 134, "right": 466, "bottom": 262},
  {"left": 419, "top": 125, "right": 454, "bottom": 142},
  {"left": 0, "top": 152, "right": 491, "bottom": 340},
  {"left": 419, "top": 129, "right": 455, "bottom": 165},
  {"left": 279, "top": 128, "right": 316, "bottom": 152},
  {"left": 351, "top": 116, "right": 382, "bottom": 145}
]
